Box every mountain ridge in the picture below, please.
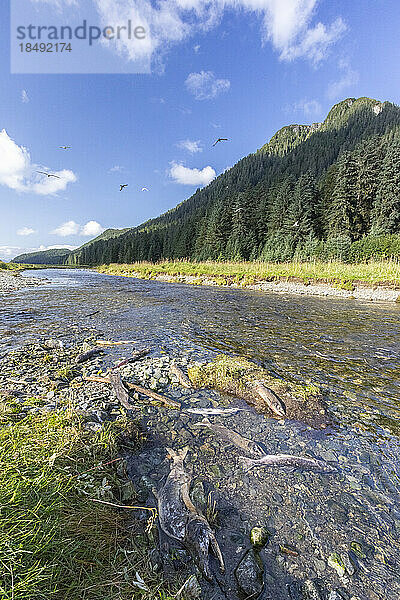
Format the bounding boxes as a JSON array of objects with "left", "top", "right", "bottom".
[{"left": 36, "top": 96, "right": 400, "bottom": 265}]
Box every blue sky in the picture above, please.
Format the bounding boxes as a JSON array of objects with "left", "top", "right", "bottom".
[{"left": 1, "top": 0, "right": 400, "bottom": 260}]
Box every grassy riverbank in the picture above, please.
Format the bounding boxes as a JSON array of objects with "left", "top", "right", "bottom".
[
  {"left": 97, "top": 259, "right": 400, "bottom": 288},
  {"left": 0, "top": 399, "right": 173, "bottom": 600}
]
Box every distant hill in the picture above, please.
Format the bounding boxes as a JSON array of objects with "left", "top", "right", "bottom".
[
  {"left": 66, "top": 228, "right": 132, "bottom": 265},
  {"left": 12, "top": 248, "right": 72, "bottom": 265},
  {"left": 64, "top": 97, "right": 400, "bottom": 264}
]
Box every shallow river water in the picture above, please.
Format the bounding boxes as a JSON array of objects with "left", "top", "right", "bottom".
[{"left": 1, "top": 269, "right": 400, "bottom": 600}]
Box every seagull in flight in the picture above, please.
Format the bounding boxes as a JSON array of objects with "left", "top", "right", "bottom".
[
  {"left": 213, "top": 138, "right": 229, "bottom": 147},
  {"left": 141, "top": 187, "right": 149, "bottom": 192},
  {"left": 59, "top": 146, "right": 71, "bottom": 150},
  {"left": 120, "top": 184, "right": 128, "bottom": 191},
  {"left": 36, "top": 171, "right": 61, "bottom": 179}
]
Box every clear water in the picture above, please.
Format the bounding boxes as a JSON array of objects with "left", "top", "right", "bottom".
[{"left": 1, "top": 269, "right": 400, "bottom": 599}]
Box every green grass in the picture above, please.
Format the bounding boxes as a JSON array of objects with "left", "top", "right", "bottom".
[
  {"left": 0, "top": 262, "right": 24, "bottom": 271},
  {"left": 0, "top": 400, "right": 177, "bottom": 600},
  {"left": 97, "top": 259, "right": 400, "bottom": 288}
]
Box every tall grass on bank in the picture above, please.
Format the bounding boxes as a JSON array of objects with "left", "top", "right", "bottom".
[
  {"left": 0, "top": 400, "right": 175, "bottom": 600},
  {"left": 0, "top": 262, "right": 21, "bottom": 271},
  {"left": 98, "top": 259, "right": 400, "bottom": 287}
]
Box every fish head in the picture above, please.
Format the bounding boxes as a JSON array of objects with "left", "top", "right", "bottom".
[{"left": 273, "top": 401, "right": 286, "bottom": 418}]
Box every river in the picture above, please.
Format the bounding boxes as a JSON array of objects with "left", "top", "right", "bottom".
[{"left": 1, "top": 268, "right": 400, "bottom": 599}]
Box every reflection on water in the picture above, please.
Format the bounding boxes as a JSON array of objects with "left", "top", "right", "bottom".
[{"left": 2, "top": 268, "right": 400, "bottom": 598}]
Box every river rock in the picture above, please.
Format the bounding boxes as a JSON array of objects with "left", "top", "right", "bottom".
[
  {"left": 328, "top": 591, "right": 346, "bottom": 600},
  {"left": 302, "top": 579, "right": 324, "bottom": 600},
  {"left": 235, "top": 550, "right": 264, "bottom": 598},
  {"left": 328, "top": 553, "right": 346, "bottom": 577},
  {"left": 250, "top": 526, "right": 270, "bottom": 549},
  {"left": 190, "top": 480, "right": 206, "bottom": 513}
]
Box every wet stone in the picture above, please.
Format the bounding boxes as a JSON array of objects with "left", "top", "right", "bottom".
[
  {"left": 328, "top": 592, "right": 347, "bottom": 600},
  {"left": 234, "top": 550, "right": 264, "bottom": 599},
  {"left": 250, "top": 526, "right": 270, "bottom": 549}
]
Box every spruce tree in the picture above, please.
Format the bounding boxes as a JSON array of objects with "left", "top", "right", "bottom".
[
  {"left": 328, "top": 151, "right": 359, "bottom": 239},
  {"left": 284, "top": 172, "right": 319, "bottom": 244},
  {"left": 371, "top": 138, "right": 400, "bottom": 234}
]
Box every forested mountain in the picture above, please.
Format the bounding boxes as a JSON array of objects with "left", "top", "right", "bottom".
[
  {"left": 12, "top": 248, "right": 72, "bottom": 265},
  {"left": 67, "top": 97, "right": 400, "bottom": 265},
  {"left": 67, "top": 228, "right": 132, "bottom": 265}
]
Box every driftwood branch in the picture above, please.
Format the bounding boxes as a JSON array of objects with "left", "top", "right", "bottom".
[
  {"left": 109, "top": 372, "right": 135, "bottom": 411},
  {"left": 96, "top": 339, "right": 137, "bottom": 347},
  {"left": 113, "top": 349, "right": 150, "bottom": 369},
  {"left": 83, "top": 375, "right": 181, "bottom": 409},
  {"left": 76, "top": 347, "right": 104, "bottom": 364},
  {"left": 7, "top": 379, "right": 29, "bottom": 385}
]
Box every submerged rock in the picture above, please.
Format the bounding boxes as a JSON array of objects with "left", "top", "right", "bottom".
[
  {"left": 328, "top": 553, "right": 346, "bottom": 578},
  {"left": 328, "top": 591, "right": 347, "bottom": 600},
  {"left": 250, "top": 526, "right": 270, "bottom": 549},
  {"left": 235, "top": 550, "right": 264, "bottom": 598},
  {"left": 302, "top": 579, "right": 324, "bottom": 600},
  {"left": 188, "top": 354, "right": 329, "bottom": 427}
]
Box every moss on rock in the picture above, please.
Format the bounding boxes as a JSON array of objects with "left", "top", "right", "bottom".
[{"left": 188, "top": 354, "right": 328, "bottom": 428}]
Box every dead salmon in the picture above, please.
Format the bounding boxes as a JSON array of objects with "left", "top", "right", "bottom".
[
  {"left": 250, "top": 381, "right": 286, "bottom": 417},
  {"left": 195, "top": 418, "right": 264, "bottom": 456},
  {"left": 170, "top": 363, "right": 193, "bottom": 389},
  {"left": 186, "top": 407, "right": 248, "bottom": 416},
  {"left": 156, "top": 447, "right": 224, "bottom": 581},
  {"left": 240, "top": 454, "right": 335, "bottom": 473}
]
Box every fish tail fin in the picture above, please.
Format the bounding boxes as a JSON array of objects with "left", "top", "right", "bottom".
[
  {"left": 239, "top": 456, "right": 254, "bottom": 473},
  {"left": 166, "top": 446, "right": 189, "bottom": 463},
  {"left": 209, "top": 531, "right": 225, "bottom": 572}
]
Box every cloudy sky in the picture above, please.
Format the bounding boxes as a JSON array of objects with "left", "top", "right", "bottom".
[{"left": 1, "top": 0, "right": 400, "bottom": 259}]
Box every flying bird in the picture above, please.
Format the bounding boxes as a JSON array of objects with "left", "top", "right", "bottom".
[
  {"left": 36, "top": 171, "right": 61, "bottom": 179},
  {"left": 59, "top": 146, "right": 71, "bottom": 150},
  {"left": 120, "top": 184, "right": 128, "bottom": 191},
  {"left": 213, "top": 138, "right": 229, "bottom": 147},
  {"left": 141, "top": 187, "right": 149, "bottom": 192}
]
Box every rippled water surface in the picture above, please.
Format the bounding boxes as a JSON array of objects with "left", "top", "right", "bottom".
[{"left": 1, "top": 269, "right": 400, "bottom": 599}]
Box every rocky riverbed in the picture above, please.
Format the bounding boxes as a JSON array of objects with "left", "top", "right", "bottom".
[
  {"left": 0, "top": 270, "right": 47, "bottom": 292},
  {"left": 1, "top": 334, "right": 397, "bottom": 600}
]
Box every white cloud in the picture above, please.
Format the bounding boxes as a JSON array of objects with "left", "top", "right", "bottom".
[
  {"left": 51, "top": 220, "right": 105, "bottom": 237},
  {"left": 274, "top": 16, "right": 347, "bottom": 64},
  {"left": 177, "top": 139, "right": 203, "bottom": 153},
  {"left": 80, "top": 220, "right": 105, "bottom": 236},
  {"left": 90, "top": 0, "right": 346, "bottom": 67},
  {"left": 21, "top": 90, "right": 29, "bottom": 103},
  {"left": 51, "top": 220, "right": 80, "bottom": 237},
  {"left": 169, "top": 162, "right": 216, "bottom": 186},
  {"left": 17, "top": 227, "right": 36, "bottom": 236},
  {"left": 0, "top": 244, "right": 78, "bottom": 261},
  {"left": 327, "top": 59, "right": 359, "bottom": 100},
  {"left": 0, "top": 130, "right": 77, "bottom": 196},
  {"left": 293, "top": 99, "right": 322, "bottom": 116},
  {"left": 194, "top": 44, "right": 201, "bottom": 53},
  {"left": 39, "top": 244, "right": 77, "bottom": 250},
  {"left": 0, "top": 246, "right": 21, "bottom": 259},
  {"left": 185, "top": 71, "right": 230, "bottom": 100}
]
